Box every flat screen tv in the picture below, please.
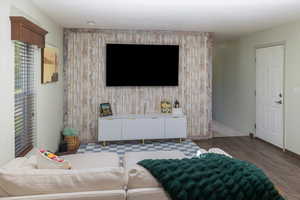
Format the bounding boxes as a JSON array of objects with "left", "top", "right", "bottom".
[{"left": 106, "top": 44, "right": 179, "bottom": 86}]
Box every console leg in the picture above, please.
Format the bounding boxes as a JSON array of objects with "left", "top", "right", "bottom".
[
  {"left": 142, "top": 139, "right": 145, "bottom": 145},
  {"left": 103, "top": 141, "right": 106, "bottom": 146},
  {"left": 179, "top": 138, "right": 182, "bottom": 143}
]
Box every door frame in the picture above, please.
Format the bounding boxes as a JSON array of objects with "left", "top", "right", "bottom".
[{"left": 254, "top": 42, "right": 286, "bottom": 151}]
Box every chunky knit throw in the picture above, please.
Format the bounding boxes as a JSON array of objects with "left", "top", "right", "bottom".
[{"left": 138, "top": 153, "right": 284, "bottom": 200}]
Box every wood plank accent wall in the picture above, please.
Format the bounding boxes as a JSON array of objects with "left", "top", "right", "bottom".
[
  {"left": 63, "top": 29, "right": 213, "bottom": 143},
  {"left": 10, "top": 17, "right": 48, "bottom": 48}
]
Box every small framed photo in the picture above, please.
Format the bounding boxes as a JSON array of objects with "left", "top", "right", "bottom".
[
  {"left": 99, "top": 103, "right": 113, "bottom": 117},
  {"left": 161, "top": 101, "right": 172, "bottom": 114}
]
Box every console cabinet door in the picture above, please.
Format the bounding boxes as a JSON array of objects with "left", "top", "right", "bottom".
[
  {"left": 143, "top": 118, "right": 165, "bottom": 139},
  {"left": 165, "top": 117, "right": 187, "bottom": 139},
  {"left": 123, "top": 118, "right": 164, "bottom": 140},
  {"left": 99, "top": 119, "right": 123, "bottom": 141}
]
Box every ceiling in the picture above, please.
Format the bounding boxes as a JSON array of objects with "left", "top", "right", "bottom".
[{"left": 32, "top": 0, "right": 300, "bottom": 40}]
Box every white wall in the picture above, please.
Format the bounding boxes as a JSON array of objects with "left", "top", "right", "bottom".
[
  {"left": 0, "top": 0, "right": 14, "bottom": 166},
  {"left": 214, "top": 21, "right": 300, "bottom": 155},
  {"left": 213, "top": 41, "right": 242, "bottom": 129},
  {"left": 0, "top": 0, "right": 64, "bottom": 165}
]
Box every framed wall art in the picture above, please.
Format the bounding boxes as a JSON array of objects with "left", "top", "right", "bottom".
[
  {"left": 42, "top": 45, "right": 59, "bottom": 84},
  {"left": 161, "top": 101, "right": 172, "bottom": 113},
  {"left": 99, "top": 103, "right": 113, "bottom": 117}
]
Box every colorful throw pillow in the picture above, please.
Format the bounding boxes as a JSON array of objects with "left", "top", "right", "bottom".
[{"left": 37, "top": 149, "right": 71, "bottom": 170}]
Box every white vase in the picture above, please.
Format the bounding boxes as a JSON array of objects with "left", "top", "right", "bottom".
[{"left": 172, "top": 108, "right": 183, "bottom": 115}]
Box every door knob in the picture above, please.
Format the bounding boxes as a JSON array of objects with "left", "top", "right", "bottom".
[{"left": 275, "top": 100, "right": 282, "bottom": 104}]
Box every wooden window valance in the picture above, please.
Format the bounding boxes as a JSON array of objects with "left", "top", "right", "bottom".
[{"left": 10, "top": 16, "right": 48, "bottom": 48}]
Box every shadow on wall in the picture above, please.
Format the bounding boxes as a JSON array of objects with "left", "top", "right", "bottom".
[{"left": 212, "top": 120, "right": 247, "bottom": 137}]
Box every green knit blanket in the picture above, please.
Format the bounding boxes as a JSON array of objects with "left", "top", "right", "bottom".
[{"left": 138, "top": 153, "right": 284, "bottom": 200}]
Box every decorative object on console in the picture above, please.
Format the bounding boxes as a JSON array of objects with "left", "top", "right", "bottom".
[
  {"left": 37, "top": 149, "right": 72, "bottom": 169},
  {"left": 161, "top": 101, "right": 172, "bottom": 113},
  {"left": 173, "top": 108, "right": 183, "bottom": 115},
  {"left": 100, "top": 103, "right": 113, "bottom": 117},
  {"left": 173, "top": 99, "right": 183, "bottom": 115},
  {"left": 174, "top": 100, "right": 180, "bottom": 108},
  {"left": 42, "top": 44, "right": 59, "bottom": 84}
]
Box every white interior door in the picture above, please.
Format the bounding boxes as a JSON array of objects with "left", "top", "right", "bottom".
[{"left": 256, "top": 45, "right": 284, "bottom": 148}]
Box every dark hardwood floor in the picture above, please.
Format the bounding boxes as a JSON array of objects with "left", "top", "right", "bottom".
[{"left": 195, "top": 136, "right": 300, "bottom": 200}]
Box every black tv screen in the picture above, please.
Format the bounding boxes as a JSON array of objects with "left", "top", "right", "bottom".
[{"left": 106, "top": 44, "right": 179, "bottom": 86}]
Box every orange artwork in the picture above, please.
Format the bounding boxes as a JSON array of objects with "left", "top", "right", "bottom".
[{"left": 42, "top": 45, "right": 59, "bottom": 83}]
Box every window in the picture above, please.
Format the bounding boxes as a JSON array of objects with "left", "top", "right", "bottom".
[{"left": 14, "top": 41, "right": 35, "bottom": 157}]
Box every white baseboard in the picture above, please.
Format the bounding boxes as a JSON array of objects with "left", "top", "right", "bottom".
[{"left": 212, "top": 120, "right": 248, "bottom": 137}]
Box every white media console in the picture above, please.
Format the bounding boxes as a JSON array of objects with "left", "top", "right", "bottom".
[{"left": 98, "top": 114, "right": 187, "bottom": 145}]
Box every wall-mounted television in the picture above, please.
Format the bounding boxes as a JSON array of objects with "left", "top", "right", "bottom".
[{"left": 106, "top": 44, "right": 179, "bottom": 86}]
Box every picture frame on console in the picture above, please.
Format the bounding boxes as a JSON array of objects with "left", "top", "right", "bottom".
[
  {"left": 161, "top": 101, "right": 172, "bottom": 113},
  {"left": 99, "top": 103, "right": 113, "bottom": 117}
]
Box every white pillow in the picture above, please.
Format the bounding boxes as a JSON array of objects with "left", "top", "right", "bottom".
[
  {"left": 196, "top": 148, "right": 208, "bottom": 157},
  {"left": 36, "top": 149, "right": 71, "bottom": 170},
  {"left": 208, "top": 148, "right": 232, "bottom": 158}
]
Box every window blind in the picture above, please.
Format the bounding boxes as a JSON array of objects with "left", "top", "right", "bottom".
[{"left": 14, "top": 41, "right": 35, "bottom": 157}]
